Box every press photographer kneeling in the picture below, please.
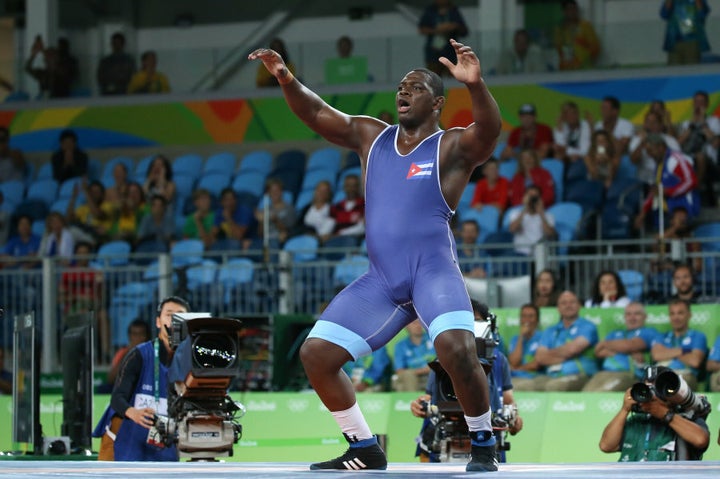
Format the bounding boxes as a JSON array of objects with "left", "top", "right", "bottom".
[{"left": 599, "top": 365, "right": 710, "bottom": 461}]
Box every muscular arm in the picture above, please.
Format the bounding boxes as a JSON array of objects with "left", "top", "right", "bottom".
[
  {"left": 535, "top": 337, "right": 590, "bottom": 366},
  {"left": 599, "top": 390, "right": 633, "bottom": 453}
]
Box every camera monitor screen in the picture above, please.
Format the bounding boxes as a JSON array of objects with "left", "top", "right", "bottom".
[
  {"left": 61, "top": 313, "right": 94, "bottom": 452},
  {"left": 12, "top": 312, "right": 41, "bottom": 453}
]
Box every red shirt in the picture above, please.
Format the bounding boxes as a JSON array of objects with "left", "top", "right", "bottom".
[
  {"left": 471, "top": 177, "right": 509, "bottom": 211},
  {"left": 331, "top": 197, "right": 365, "bottom": 234},
  {"left": 509, "top": 167, "right": 556, "bottom": 207},
  {"left": 507, "top": 123, "right": 554, "bottom": 152}
]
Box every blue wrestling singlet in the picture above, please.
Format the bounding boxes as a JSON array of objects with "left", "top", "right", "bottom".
[{"left": 308, "top": 125, "right": 474, "bottom": 359}]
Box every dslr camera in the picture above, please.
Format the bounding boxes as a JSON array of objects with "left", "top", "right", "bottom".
[
  {"left": 629, "top": 366, "right": 711, "bottom": 420},
  {"left": 154, "top": 313, "right": 246, "bottom": 461}
]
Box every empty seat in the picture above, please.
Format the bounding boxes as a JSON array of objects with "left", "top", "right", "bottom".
[
  {"left": 459, "top": 206, "right": 500, "bottom": 243},
  {"left": 172, "top": 153, "right": 204, "bottom": 177},
  {"left": 196, "top": 173, "right": 231, "bottom": 198},
  {"left": 541, "top": 158, "right": 564, "bottom": 203},
  {"left": 306, "top": 147, "right": 342, "bottom": 174},
  {"left": 498, "top": 158, "right": 517, "bottom": 180},
  {"left": 0, "top": 180, "right": 25, "bottom": 207},
  {"left": 204, "top": 152, "right": 237, "bottom": 175},
  {"left": 134, "top": 155, "right": 154, "bottom": 180},
  {"left": 232, "top": 171, "right": 266, "bottom": 198},
  {"left": 237, "top": 150, "right": 273, "bottom": 176},
  {"left": 617, "top": 269, "right": 645, "bottom": 302},
  {"left": 300, "top": 168, "right": 336, "bottom": 193},
  {"left": 274, "top": 149, "right": 307, "bottom": 172},
  {"left": 334, "top": 254, "right": 369, "bottom": 287},
  {"left": 25, "top": 179, "right": 58, "bottom": 206}
]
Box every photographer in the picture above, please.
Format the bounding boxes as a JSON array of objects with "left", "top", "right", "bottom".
[
  {"left": 96, "top": 296, "right": 190, "bottom": 461},
  {"left": 599, "top": 366, "right": 710, "bottom": 461},
  {"left": 508, "top": 185, "right": 556, "bottom": 256}
]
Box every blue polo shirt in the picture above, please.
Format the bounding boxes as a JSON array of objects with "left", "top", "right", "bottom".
[
  {"left": 508, "top": 330, "right": 543, "bottom": 378},
  {"left": 601, "top": 327, "right": 660, "bottom": 379},
  {"left": 539, "top": 317, "right": 598, "bottom": 377},
  {"left": 652, "top": 329, "right": 708, "bottom": 376}
]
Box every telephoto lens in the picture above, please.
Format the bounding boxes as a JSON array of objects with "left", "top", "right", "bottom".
[{"left": 630, "top": 382, "right": 655, "bottom": 403}]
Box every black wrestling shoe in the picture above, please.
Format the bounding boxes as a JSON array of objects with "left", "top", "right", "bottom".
[
  {"left": 309, "top": 435, "right": 387, "bottom": 471},
  {"left": 466, "top": 444, "right": 499, "bottom": 472}
]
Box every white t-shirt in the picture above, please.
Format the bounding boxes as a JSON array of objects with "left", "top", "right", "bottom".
[
  {"left": 595, "top": 118, "right": 635, "bottom": 140},
  {"left": 584, "top": 296, "right": 631, "bottom": 308},
  {"left": 628, "top": 133, "right": 682, "bottom": 184},
  {"left": 304, "top": 203, "right": 335, "bottom": 236},
  {"left": 509, "top": 209, "right": 555, "bottom": 255},
  {"left": 679, "top": 116, "right": 720, "bottom": 161},
  {"left": 553, "top": 120, "right": 591, "bottom": 157}
]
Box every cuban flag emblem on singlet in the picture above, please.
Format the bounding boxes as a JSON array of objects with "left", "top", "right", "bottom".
[{"left": 406, "top": 162, "right": 433, "bottom": 180}]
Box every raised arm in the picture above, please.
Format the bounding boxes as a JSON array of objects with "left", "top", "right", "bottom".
[{"left": 248, "top": 47, "right": 384, "bottom": 154}]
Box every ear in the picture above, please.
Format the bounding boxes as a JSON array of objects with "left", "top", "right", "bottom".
[{"left": 433, "top": 96, "right": 445, "bottom": 112}]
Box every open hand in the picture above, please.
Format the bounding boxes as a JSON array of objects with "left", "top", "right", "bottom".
[
  {"left": 438, "top": 39, "right": 481, "bottom": 85},
  {"left": 248, "top": 48, "right": 291, "bottom": 83}
]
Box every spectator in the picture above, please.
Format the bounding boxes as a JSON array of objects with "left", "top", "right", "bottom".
[
  {"left": 343, "top": 346, "right": 393, "bottom": 392},
  {"left": 57, "top": 37, "right": 80, "bottom": 89},
  {"left": 301, "top": 180, "right": 335, "bottom": 243},
  {"left": 553, "top": 0, "right": 600, "bottom": 70},
  {"left": 508, "top": 149, "right": 555, "bottom": 207},
  {"left": 654, "top": 208, "right": 703, "bottom": 274},
  {"left": 183, "top": 188, "right": 215, "bottom": 247},
  {"left": 127, "top": 50, "right": 170, "bottom": 94},
  {"left": 456, "top": 219, "right": 486, "bottom": 279},
  {"left": 330, "top": 174, "right": 365, "bottom": 239},
  {"left": 590, "top": 96, "right": 635, "bottom": 155},
  {"left": 660, "top": 0, "right": 711, "bottom": 65},
  {"left": 553, "top": 101, "right": 591, "bottom": 164},
  {"left": 507, "top": 303, "right": 543, "bottom": 391},
  {"left": 676, "top": 90, "right": 720, "bottom": 206},
  {"left": 470, "top": 159, "right": 509, "bottom": 213},
  {"left": 51, "top": 129, "right": 88, "bottom": 184},
  {"left": 105, "top": 162, "right": 131, "bottom": 204},
  {"left": 649, "top": 99, "right": 677, "bottom": 137},
  {"left": 1, "top": 215, "right": 41, "bottom": 269},
  {"left": 136, "top": 194, "right": 175, "bottom": 246},
  {"left": 630, "top": 110, "right": 682, "bottom": 185},
  {"left": 256, "top": 38, "right": 296, "bottom": 88},
  {"left": 0, "top": 126, "right": 26, "bottom": 182},
  {"left": 24, "top": 36, "right": 75, "bottom": 98},
  {"left": 534, "top": 290, "right": 598, "bottom": 391},
  {"left": 650, "top": 298, "right": 707, "bottom": 390},
  {"left": 508, "top": 185, "right": 556, "bottom": 256},
  {"left": 212, "top": 187, "right": 255, "bottom": 247},
  {"left": 255, "top": 178, "right": 296, "bottom": 245},
  {"left": 66, "top": 179, "right": 116, "bottom": 245},
  {"left": 392, "top": 319, "right": 435, "bottom": 392},
  {"left": 39, "top": 211, "right": 75, "bottom": 263},
  {"left": 142, "top": 155, "right": 176, "bottom": 213},
  {"left": 108, "top": 181, "right": 145, "bottom": 243},
  {"left": 0, "top": 347, "right": 11, "bottom": 394},
  {"left": 496, "top": 29, "right": 547, "bottom": 75},
  {"left": 585, "top": 270, "right": 632, "bottom": 308},
  {"left": 707, "top": 335, "right": 720, "bottom": 392},
  {"left": 97, "top": 32, "right": 136, "bottom": 95},
  {"left": 102, "top": 319, "right": 151, "bottom": 391},
  {"left": 584, "top": 129, "right": 620, "bottom": 189},
  {"left": 418, "top": 0, "right": 468, "bottom": 77},
  {"left": 634, "top": 134, "right": 700, "bottom": 231},
  {"left": 325, "top": 35, "right": 369, "bottom": 85},
  {"left": 500, "top": 104, "right": 554, "bottom": 161},
  {"left": 599, "top": 365, "right": 709, "bottom": 461},
  {"left": 583, "top": 302, "right": 659, "bottom": 392},
  {"left": 668, "top": 263, "right": 715, "bottom": 304},
  {"left": 533, "top": 268, "right": 560, "bottom": 308}
]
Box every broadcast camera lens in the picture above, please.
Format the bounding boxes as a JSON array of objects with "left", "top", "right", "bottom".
[
  {"left": 191, "top": 334, "right": 238, "bottom": 368},
  {"left": 630, "top": 382, "right": 654, "bottom": 403}
]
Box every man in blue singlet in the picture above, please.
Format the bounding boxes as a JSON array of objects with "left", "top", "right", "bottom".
[{"left": 250, "top": 37, "right": 502, "bottom": 472}]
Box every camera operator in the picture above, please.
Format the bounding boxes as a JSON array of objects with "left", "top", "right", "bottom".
[
  {"left": 599, "top": 366, "right": 710, "bottom": 461},
  {"left": 95, "top": 296, "right": 190, "bottom": 461},
  {"left": 508, "top": 185, "right": 556, "bottom": 256}
]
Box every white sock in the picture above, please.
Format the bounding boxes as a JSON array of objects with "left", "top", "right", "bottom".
[
  {"left": 465, "top": 408, "right": 492, "bottom": 433},
  {"left": 331, "top": 402, "right": 373, "bottom": 442}
]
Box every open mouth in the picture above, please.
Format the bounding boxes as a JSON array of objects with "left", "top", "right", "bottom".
[{"left": 397, "top": 98, "right": 410, "bottom": 113}]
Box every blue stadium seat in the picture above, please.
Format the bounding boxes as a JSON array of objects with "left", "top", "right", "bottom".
[
  {"left": 601, "top": 178, "right": 644, "bottom": 240},
  {"left": 458, "top": 206, "right": 500, "bottom": 243},
  {"left": 274, "top": 149, "right": 307, "bottom": 172},
  {"left": 134, "top": 155, "right": 154, "bottom": 180},
  {"left": 186, "top": 259, "right": 218, "bottom": 312},
  {"left": 267, "top": 168, "right": 304, "bottom": 201},
  {"left": 172, "top": 153, "right": 204, "bottom": 177},
  {"left": 300, "top": 168, "right": 336, "bottom": 193},
  {"left": 617, "top": 269, "right": 645, "bottom": 302},
  {"left": 294, "top": 189, "right": 315, "bottom": 212},
  {"left": 344, "top": 151, "right": 360, "bottom": 169},
  {"left": 232, "top": 171, "right": 266, "bottom": 198},
  {"left": 501, "top": 205, "right": 523, "bottom": 231},
  {"left": 334, "top": 254, "right": 369, "bottom": 287},
  {"left": 498, "top": 159, "right": 517, "bottom": 180},
  {"left": 541, "top": 158, "right": 564, "bottom": 203},
  {"left": 57, "top": 177, "right": 83, "bottom": 200},
  {"left": 548, "top": 202, "right": 582, "bottom": 254},
  {"left": 31, "top": 219, "right": 46, "bottom": 237},
  {"left": 336, "top": 166, "right": 362, "bottom": 192},
  {"left": 88, "top": 158, "right": 102, "bottom": 181},
  {"left": 170, "top": 239, "right": 204, "bottom": 268},
  {"left": 564, "top": 159, "right": 588, "bottom": 186},
  {"left": 25, "top": 179, "right": 58, "bottom": 206},
  {"left": 283, "top": 234, "right": 319, "bottom": 262},
  {"left": 306, "top": 147, "right": 342, "bottom": 174},
  {"left": 0, "top": 180, "right": 25, "bottom": 207},
  {"left": 36, "top": 162, "right": 53, "bottom": 181},
  {"left": 320, "top": 235, "right": 359, "bottom": 261},
  {"left": 12, "top": 199, "right": 49, "bottom": 222},
  {"left": 236, "top": 192, "right": 260, "bottom": 210},
  {"left": 196, "top": 173, "right": 231, "bottom": 198},
  {"left": 173, "top": 174, "right": 197, "bottom": 199},
  {"left": 493, "top": 141, "right": 506, "bottom": 159},
  {"left": 217, "top": 258, "right": 255, "bottom": 311},
  {"left": 133, "top": 239, "right": 169, "bottom": 265},
  {"left": 564, "top": 179, "right": 604, "bottom": 214},
  {"left": 694, "top": 222, "right": 720, "bottom": 275},
  {"left": 204, "top": 152, "right": 237, "bottom": 175},
  {"left": 237, "top": 150, "right": 273, "bottom": 176},
  {"left": 458, "top": 182, "right": 476, "bottom": 212},
  {"left": 616, "top": 155, "right": 637, "bottom": 181},
  {"left": 91, "top": 240, "right": 132, "bottom": 268}
]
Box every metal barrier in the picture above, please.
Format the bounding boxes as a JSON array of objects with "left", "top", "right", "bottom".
[{"left": 0, "top": 236, "right": 718, "bottom": 373}]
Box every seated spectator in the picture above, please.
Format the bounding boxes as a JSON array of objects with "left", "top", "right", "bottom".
[
  {"left": 108, "top": 182, "right": 145, "bottom": 243},
  {"left": 183, "top": 188, "right": 215, "bottom": 248},
  {"left": 24, "top": 35, "right": 75, "bottom": 98},
  {"left": 39, "top": 211, "right": 75, "bottom": 263},
  {"left": 707, "top": 335, "right": 720, "bottom": 392},
  {"left": 649, "top": 99, "right": 677, "bottom": 137},
  {"left": 534, "top": 290, "right": 598, "bottom": 391},
  {"left": 330, "top": 174, "right": 365, "bottom": 239},
  {"left": 583, "top": 302, "right": 659, "bottom": 392},
  {"left": 456, "top": 219, "right": 486, "bottom": 279},
  {"left": 500, "top": 104, "right": 553, "bottom": 161},
  {"left": 507, "top": 303, "right": 543, "bottom": 391},
  {"left": 301, "top": 180, "right": 335, "bottom": 243},
  {"left": 1, "top": 215, "right": 41, "bottom": 269},
  {"left": 650, "top": 298, "right": 708, "bottom": 391},
  {"left": 509, "top": 149, "right": 555, "bottom": 207},
  {"left": 553, "top": 101, "right": 591, "bottom": 164},
  {"left": 634, "top": 134, "right": 700, "bottom": 231},
  {"left": 256, "top": 38, "right": 296, "bottom": 88},
  {"left": 470, "top": 158, "right": 509, "bottom": 213},
  {"left": 0, "top": 126, "right": 26, "bottom": 182},
  {"left": 100, "top": 319, "right": 151, "bottom": 392},
  {"left": 127, "top": 50, "right": 170, "bottom": 94},
  {"left": 97, "top": 31, "right": 136, "bottom": 95},
  {"left": 584, "top": 129, "right": 620, "bottom": 189},
  {"left": 143, "top": 155, "right": 176, "bottom": 213},
  {"left": 51, "top": 129, "right": 88, "bottom": 184},
  {"left": 661, "top": 0, "right": 711, "bottom": 65},
  {"left": 584, "top": 270, "right": 631, "bottom": 308},
  {"left": 0, "top": 347, "right": 11, "bottom": 395},
  {"left": 255, "top": 178, "right": 296, "bottom": 245},
  {"left": 212, "top": 187, "right": 255, "bottom": 247},
  {"left": 496, "top": 29, "right": 547, "bottom": 75},
  {"left": 533, "top": 268, "right": 560, "bottom": 308},
  {"left": 667, "top": 263, "right": 715, "bottom": 304},
  {"left": 324, "top": 35, "right": 369, "bottom": 85},
  {"left": 553, "top": 0, "right": 600, "bottom": 70},
  {"left": 508, "top": 185, "right": 556, "bottom": 256},
  {"left": 105, "top": 162, "right": 131, "bottom": 204},
  {"left": 343, "top": 346, "right": 393, "bottom": 392},
  {"left": 589, "top": 96, "right": 634, "bottom": 155},
  {"left": 629, "top": 110, "right": 682, "bottom": 185},
  {"left": 136, "top": 194, "right": 175, "bottom": 246},
  {"left": 66, "top": 179, "right": 116, "bottom": 245},
  {"left": 392, "top": 319, "right": 435, "bottom": 392}
]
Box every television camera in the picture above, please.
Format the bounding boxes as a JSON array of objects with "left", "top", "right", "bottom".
[
  {"left": 417, "top": 306, "right": 517, "bottom": 462},
  {"left": 154, "top": 313, "right": 246, "bottom": 461},
  {"left": 630, "top": 366, "right": 711, "bottom": 420}
]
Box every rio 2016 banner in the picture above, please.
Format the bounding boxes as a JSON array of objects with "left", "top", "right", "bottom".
[{"left": 0, "top": 73, "right": 718, "bottom": 152}]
